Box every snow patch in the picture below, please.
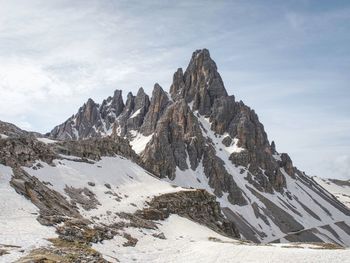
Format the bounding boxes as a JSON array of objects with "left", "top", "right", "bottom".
[
  {"left": 24, "top": 156, "right": 185, "bottom": 224},
  {"left": 37, "top": 137, "right": 57, "bottom": 144},
  {"left": 0, "top": 133, "right": 9, "bottom": 139},
  {"left": 0, "top": 164, "right": 56, "bottom": 262},
  {"left": 129, "top": 131, "right": 153, "bottom": 154},
  {"left": 93, "top": 214, "right": 350, "bottom": 263},
  {"left": 130, "top": 108, "right": 141, "bottom": 119}
]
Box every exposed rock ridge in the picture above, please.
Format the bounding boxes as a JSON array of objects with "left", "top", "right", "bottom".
[
  {"left": 49, "top": 85, "right": 167, "bottom": 141},
  {"left": 136, "top": 189, "right": 240, "bottom": 239}
]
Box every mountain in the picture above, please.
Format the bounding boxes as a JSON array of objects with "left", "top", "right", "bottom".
[
  {"left": 1, "top": 49, "right": 350, "bottom": 262},
  {"left": 49, "top": 49, "right": 350, "bottom": 245}
]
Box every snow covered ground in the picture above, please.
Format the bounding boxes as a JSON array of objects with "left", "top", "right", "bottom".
[
  {"left": 314, "top": 177, "right": 350, "bottom": 209},
  {"left": 0, "top": 165, "right": 56, "bottom": 263},
  {"left": 1, "top": 155, "right": 350, "bottom": 262},
  {"left": 93, "top": 214, "right": 350, "bottom": 263},
  {"left": 36, "top": 137, "right": 57, "bottom": 144},
  {"left": 24, "top": 156, "right": 185, "bottom": 224}
]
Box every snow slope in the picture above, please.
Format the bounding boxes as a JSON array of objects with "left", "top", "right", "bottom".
[
  {"left": 168, "top": 111, "right": 350, "bottom": 246},
  {"left": 24, "top": 156, "right": 185, "bottom": 224},
  {"left": 93, "top": 214, "right": 350, "bottom": 263},
  {"left": 314, "top": 177, "right": 350, "bottom": 208},
  {"left": 2, "top": 154, "right": 350, "bottom": 262},
  {"left": 0, "top": 165, "right": 56, "bottom": 262},
  {"left": 129, "top": 131, "right": 153, "bottom": 155}
]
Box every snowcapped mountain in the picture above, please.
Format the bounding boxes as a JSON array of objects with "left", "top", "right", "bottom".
[
  {"left": 1, "top": 49, "right": 350, "bottom": 262},
  {"left": 49, "top": 49, "right": 350, "bottom": 245}
]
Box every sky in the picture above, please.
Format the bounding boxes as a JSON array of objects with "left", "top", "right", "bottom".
[{"left": 0, "top": 0, "right": 349, "bottom": 179}]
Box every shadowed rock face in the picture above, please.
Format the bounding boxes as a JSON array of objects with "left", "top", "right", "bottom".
[
  {"left": 0, "top": 137, "right": 56, "bottom": 167},
  {"left": 141, "top": 83, "right": 171, "bottom": 136},
  {"left": 141, "top": 100, "right": 204, "bottom": 179}
]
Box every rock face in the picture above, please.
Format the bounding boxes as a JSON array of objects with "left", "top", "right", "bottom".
[
  {"left": 49, "top": 87, "right": 151, "bottom": 140},
  {"left": 46, "top": 48, "right": 350, "bottom": 245},
  {"left": 137, "top": 189, "right": 240, "bottom": 239},
  {"left": 54, "top": 135, "right": 139, "bottom": 163},
  {"left": 141, "top": 83, "right": 171, "bottom": 136},
  {"left": 0, "top": 137, "right": 56, "bottom": 167},
  {"left": 170, "top": 49, "right": 227, "bottom": 115}
]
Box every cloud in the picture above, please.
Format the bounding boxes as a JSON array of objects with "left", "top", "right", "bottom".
[
  {"left": 333, "top": 156, "right": 350, "bottom": 180},
  {"left": 0, "top": 0, "right": 349, "bottom": 179}
]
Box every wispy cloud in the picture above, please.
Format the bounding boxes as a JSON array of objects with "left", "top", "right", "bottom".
[{"left": 0, "top": 0, "right": 349, "bottom": 179}]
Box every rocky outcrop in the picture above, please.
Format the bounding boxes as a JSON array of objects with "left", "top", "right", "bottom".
[
  {"left": 0, "top": 137, "right": 56, "bottom": 167},
  {"left": 137, "top": 189, "right": 240, "bottom": 239},
  {"left": 116, "top": 87, "right": 151, "bottom": 136},
  {"left": 10, "top": 168, "right": 82, "bottom": 226},
  {"left": 127, "top": 87, "right": 150, "bottom": 132},
  {"left": 49, "top": 98, "right": 101, "bottom": 140},
  {"left": 99, "top": 89, "right": 125, "bottom": 132},
  {"left": 0, "top": 134, "right": 139, "bottom": 168},
  {"left": 54, "top": 135, "right": 139, "bottom": 163},
  {"left": 15, "top": 238, "right": 108, "bottom": 263},
  {"left": 0, "top": 120, "right": 39, "bottom": 138}
]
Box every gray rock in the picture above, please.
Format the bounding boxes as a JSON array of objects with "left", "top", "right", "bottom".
[
  {"left": 136, "top": 189, "right": 240, "bottom": 239},
  {"left": 170, "top": 49, "right": 227, "bottom": 116},
  {"left": 141, "top": 83, "right": 171, "bottom": 136},
  {"left": 10, "top": 168, "right": 81, "bottom": 225}
]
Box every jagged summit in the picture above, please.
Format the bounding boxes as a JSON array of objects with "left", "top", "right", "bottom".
[
  {"left": 47, "top": 49, "right": 350, "bottom": 245},
  {"left": 170, "top": 49, "right": 228, "bottom": 115},
  {"left": 49, "top": 49, "right": 230, "bottom": 140}
]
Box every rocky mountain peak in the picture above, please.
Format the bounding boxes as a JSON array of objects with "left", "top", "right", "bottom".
[
  {"left": 75, "top": 98, "right": 100, "bottom": 133},
  {"left": 140, "top": 83, "right": 171, "bottom": 136},
  {"left": 170, "top": 49, "right": 228, "bottom": 116},
  {"left": 134, "top": 87, "right": 150, "bottom": 112},
  {"left": 111, "top": 89, "right": 125, "bottom": 116}
]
